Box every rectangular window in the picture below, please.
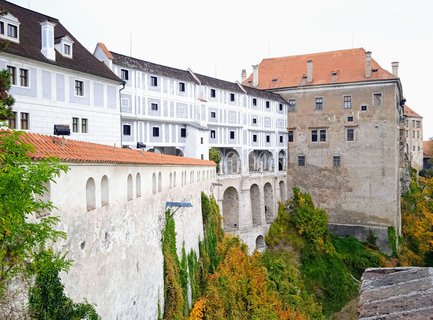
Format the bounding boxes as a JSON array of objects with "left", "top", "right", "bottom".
[
  {"left": 8, "top": 111, "right": 16, "bottom": 129},
  {"left": 279, "top": 103, "right": 283, "bottom": 111},
  {"left": 361, "top": 105, "right": 368, "bottom": 111},
  {"left": 201, "top": 154, "right": 204, "bottom": 160},
  {"left": 151, "top": 103, "right": 158, "bottom": 111},
  {"left": 180, "top": 128, "right": 186, "bottom": 138},
  {"left": 7, "top": 66, "right": 16, "bottom": 85},
  {"left": 72, "top": 117, "right": 79, "bottom": 132},
  {"left": 179, "top": 82, "right": 185, "bottom": 92},
  {"left": 230, "top": 93, "right": 235, "bottom": 102},
  {"left": 348, "top": 116, "right": 353, "bottom": 122},
  {"left": 210, "top": 111, "right": 216, "bottom": 118},
  {"left": 266, "top": 135, "right": 270, "bottom": 143},
  {"left": 315, "top": 97, "right": 323, "bottom": 110},
  {"left": 343, "top": 96, "right": 352, "bottom": 109},
  {"left": 75, "top": 80, "right": 84, "bottom": 96},
  {"left": 288, "top": 99, "right": 296, "bottom": 112},
  {"left": 20, "top": 112, "right": 29, "bottom": 130},
  {"left": 347, "top": 128, "right": 355, "bottom": 141},
  {"left": 311, "top": 129, "right": 318, "bottom": 142},
  {"left": 416, "top": 121, "right": 421, "bottom": 128},
  {"left": 279, "top": 135, "right": 283, "bottom": 143},
  {"left": 0, "top": 22, "right": 4, "bottom": 34},
  {"left": 417, "top": 131, "right": 420, "bottom": 138},
  {"left": 152, "top": 127, "right": 160, "bottom": 137},
  {"left": 7, "top": 24, "right": 17, "bottom": 38},
  {"left": 210, "top": 130, "right": 216, "bottom": 139},
  {"left": 252, "top": 98, "right": 257, "bottom": 106},
  {"left": 333, "top": 156, "right": 341, "bottom": 167},
  {"left": 319, "top": 129, "right": 326, "bottom": 142},
  {"left": 150, "top": 76, "right": 158, "bottom": 87},
  {"left": 253, "top": 134, "right": 257, "bottom": 142},
  {"left": 288, "top": 130, "right": 294, "bottom": 142},
  {"left": 200, "top": 137, "right": 204, "bottom": 144},
  {"left": 64, "top": 44, "right": 71, "bottom": 55},
  {"left": 298, "top": 155, "right": 305, "bottom": 166},
  {"left": 210, "top": 88, "right": 216, "bottom": 98},
  {"left": 252, "top": 117, "right": 257, "bottom": 124},
  {"left": 412, "top": 131, "right": 415, "bottom": 138},
  {"left": 373, "top": 93, "right": 382, "bottom": 106},
  {"left": 266, "top": 101, "right": 270, "bottom": 108},
  {"left": 123, "top": 124, "right": 131, "bottom": 136},
  {"left": 81, "top": 118, "right": 88, "bottom": 133},
  {"left": 230, "top": 131, "right": 235, "bottom": 139},
  {"left": 121, "top": 69, "right": 129, "bottom": 81},
  {"left": 20, "top": 68, "right": 28, "bottom": 87}
]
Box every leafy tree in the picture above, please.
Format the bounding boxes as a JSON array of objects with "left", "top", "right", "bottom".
[{"left": 208, "top": 148, "right": 221, "bottom": 173}]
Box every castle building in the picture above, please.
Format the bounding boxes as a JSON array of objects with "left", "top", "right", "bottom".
[
  {"left": 22, "top": 131, "right": 215, "bottom": 319},
  {"left": 95, "top": 44, "right": 289, "bottom": 249},
  {"left": 243, "top": 49, "right": 406, "bottom": 247},
  {"left": 0, "top": 1, "right": 123, "bottom": 146},
  {"left": 403, "top": 105, "right": 423, "bottom": 170}
]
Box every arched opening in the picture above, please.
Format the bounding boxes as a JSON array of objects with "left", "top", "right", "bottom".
[
  {"left": 279, "top": 180, "right": 286, "bottom": 201},
  {"left": 152, "top": 173, "right": 156, "bottom": 194},
  {"left": 176, "top": 148, "right": 184, "bottom": 157},
  {"left": 256, "top": 235, "right": 265, "bottom": 250},
  {"left": 258, "top": 151, "right": 274, "bottom": 172},
  {"left": 225, "top": 151, "right": 240, "bottom": 174},
  {"left": 278, "top": 150, "right": 286, "bottom": 171},
  {"left": 249, "top": 151, "right": 256, "bottom": 172},
  {"left": 158, "top": 172, "right": 162, "bottom": 192},
  {"left": 222, "top": 187, "right": 239, "bottom": 230},
  {"left": 127, "top": 174, "right": 133, "bottom": 201},
  {"left": 136, "top": 173, "right": 141, "bottom": 197},
  {"left": 173, "top": 172, "right": 177, "bottom": 187},
  {"left": 169, "top": 172, "right": 173, "bottom": 189},
  {"left": 86, "top": 177, "right": 96, "bottom": 211},
  {"left": 250, "top": 184, "right": 261, "bottom": 226},
  {"left": 264, "top": 182, "right": 274, "bottom": 223},
  {"left": 101, "top": 175, "right": 109, "bottom": 206}
]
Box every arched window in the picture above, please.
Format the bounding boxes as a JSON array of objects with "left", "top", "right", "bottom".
[
  {"left": 152, "top": 173, "right": 157, "bottom": 194},
  {"left": 86, "top": 177, "right": 96, "bottom": 211},
  {"left": 173, "top": 172, "right": 177, "bottom": 187},
  {"left": 127, "top": 174, "right": 133, "bottom": 201},
  {"left": 158, "top": 172, "right": 162, "bottom": 192},
  {"left": 169, "top": 173, "right": 173, "bottom": 189},
  {"left": 101, "top": 175, "right": 109, "bottom": 206},
  {"left": 136, "top": 173, "right": 141, "bottom": 198}
]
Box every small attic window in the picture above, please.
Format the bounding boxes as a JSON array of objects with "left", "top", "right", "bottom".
[
  {"left": 0, "top": 13, "right": 20, "bottom": 43},
  {"left": 372, "top": 68, "right": 378, "bottom": 72},
  {"left": 272, "top": 78, "right": 279, "bottom": 82},
  {"left": 55, "top": 35, "right": 74, "bottom": 58}
]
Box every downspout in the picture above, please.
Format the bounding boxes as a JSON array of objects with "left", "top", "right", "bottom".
[{"left": 119, "top": 80, "right": 126, "bottom": 147}]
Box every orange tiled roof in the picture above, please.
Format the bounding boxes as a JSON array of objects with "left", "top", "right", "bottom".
[
  {"left": 403, "top": 105, "right": 422, "bottom": 118},
  {"left": 97, "top": 42, "right": 113, "bottom": 60},
  {"left": 15, "top": 132, "right": 214, "bottom": 166},
  {"left": 243, "top": 48, "right": 398, "bottom": 90},
  {"left": 424, "top": 141, "right": 433, "bottom": 157}
]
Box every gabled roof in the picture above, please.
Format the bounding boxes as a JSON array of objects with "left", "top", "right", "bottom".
[
  {"left": 243, "top": 48, "right": 398, "bottom": 90},
  {"left": 240, "top": 84, "right": 287, "bottom": 104},
  {"left": 18, "top": 132, "right": 214, "bottom": 166},
  {"left": 192, "top": 72, "right": 244, "bottom": 94},
  {"left": 403, "top": 105, "right": 422, "bottom": 118},
  {"left": 0, "top": 1, "right": 120, "bottom": 83},
  {"left": 111, "top": 51, "right": 198, "bottom": 84}
]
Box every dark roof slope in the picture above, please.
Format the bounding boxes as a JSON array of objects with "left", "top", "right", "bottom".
[
  {"left": 194, "top": 72, "right": 244, "bottom": 94},
  {"left": 240, "top": 84, "right": 286, "bottom": 104},
  {"left": 0, "top": 1, "right": 120, "bottom": 82},
  {"left": 111, "top": 52, "right": 198, "bottom": 83},
  {"left": 403, "top": 105, "right": 422, "bottom": 118}
]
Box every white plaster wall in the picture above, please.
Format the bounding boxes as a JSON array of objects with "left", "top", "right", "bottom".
[{"left": 49, "top": 162, "right": 215, "bottom": 319}]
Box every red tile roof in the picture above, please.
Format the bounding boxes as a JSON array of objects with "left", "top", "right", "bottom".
[
  {"left": 15, "top": 132, "right": 215, "bottom": 166},
  {"left": 243, "top": 48, "right": 398, "bottom": 90},
  {"left": 403, "top": 105, "right": 422, "bottom": 118},
  {"left": 424, "top": 141, "right": 433, "bottom": 157}
]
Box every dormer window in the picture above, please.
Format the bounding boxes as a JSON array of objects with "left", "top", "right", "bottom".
[
  {"left": 54, "top": 35, "right": 74, "bottom": 58},
  {"left": 0, "top": 13, "right": 20, "bottom": 43}
]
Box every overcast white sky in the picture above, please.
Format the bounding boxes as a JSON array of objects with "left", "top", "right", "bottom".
[{"left": 10, "top": 0, "right": 433, "bottom": 139}]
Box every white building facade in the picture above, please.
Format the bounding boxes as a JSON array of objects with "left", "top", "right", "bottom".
[{"left": 1, "top": 1, "right": 123, "bottom": 146}]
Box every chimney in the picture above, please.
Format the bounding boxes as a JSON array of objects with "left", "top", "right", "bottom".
[
  {"left": 391, "top": 61, "right": 399, "bottom": 77},
  {"left": 306, "top": 60, "right": 313, "bottom": 83},
  {"left": 40, "top": 20, "right": 56, "bottom": 61},
  {"left": 252, "top": 65, "right": 259, "bottom": 87},
  {"left": 365, "top": 51, "right": 372, "bottom": 78},
  {"left": 241, "top": 69, "right": 247, "bottom": 82}
]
